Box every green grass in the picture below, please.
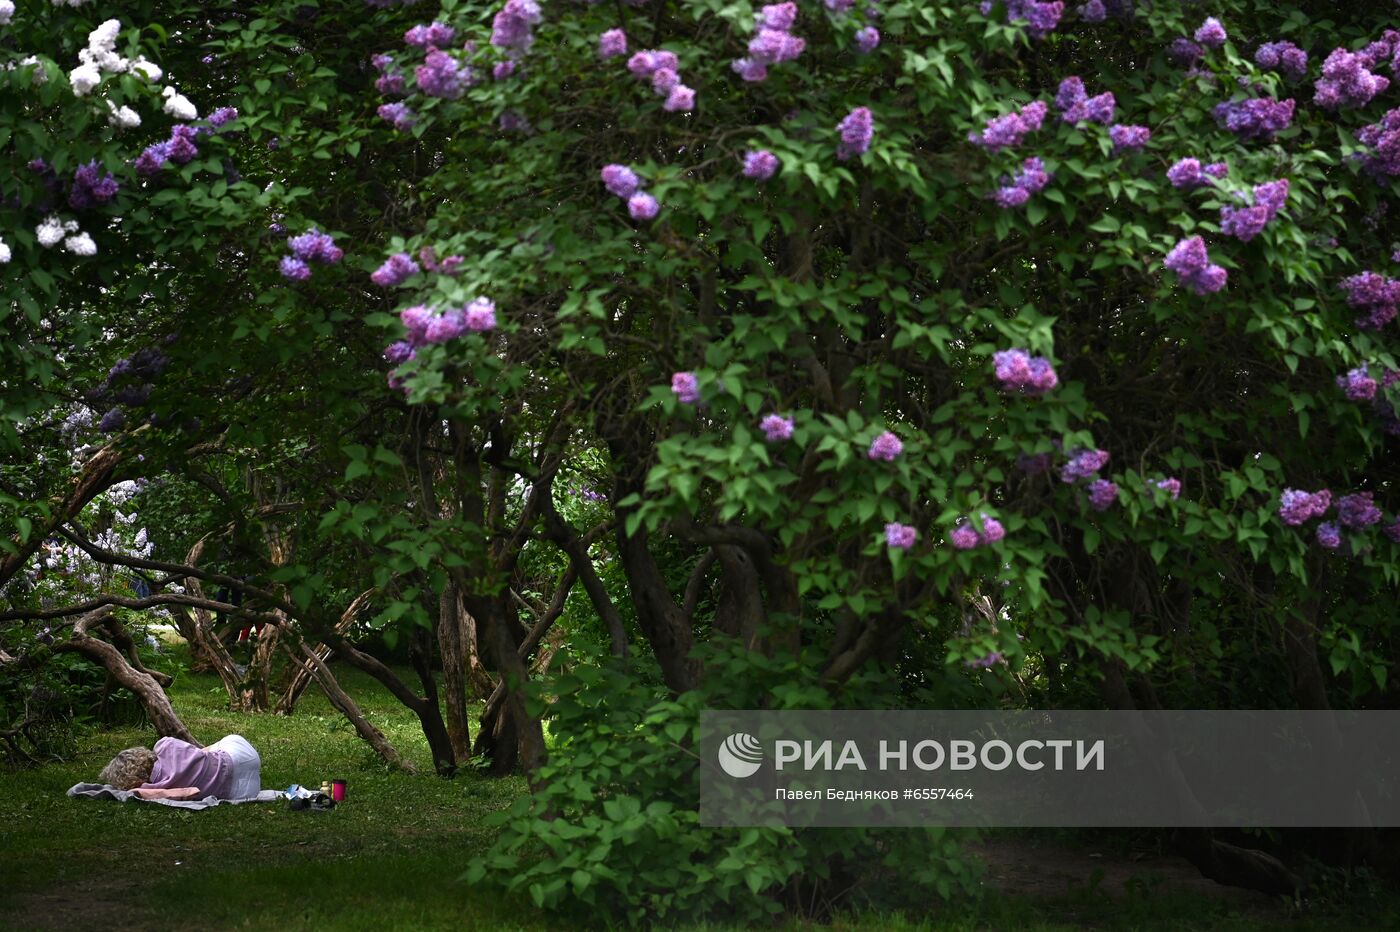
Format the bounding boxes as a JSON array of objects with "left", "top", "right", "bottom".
[{"left": 1, "top": 654, "right": 1395, "bottom": 931}]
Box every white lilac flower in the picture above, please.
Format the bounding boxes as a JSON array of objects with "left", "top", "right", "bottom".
[
  {"left": 130, "top": 57, "right": 161, "bottom": 82},
  {"left": 106, "top": 101, "right": 141, "bottom": 128},
  {"left": 19, "top": 56, "right": 48, "bottom": 84},
  {"left": 161, "top": 86, "right": 197, "bottom": 120},
  {"left": 36, "top": 216, "right": 70, "bottom": 247},
  {"left": 0, "top": 238, "right": 10, "bottom": 264},
  {"left": 0, "top": 1, "right": 15, "bottom": 25},
  {"left": 69, "top": 63, "right": 101, "bottom": 95},
  {"left": 64, "top": 231, "right": 97, "bottom": 256}
]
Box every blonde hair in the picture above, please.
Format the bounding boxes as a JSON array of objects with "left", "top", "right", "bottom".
[{"left": 98, "top": 747, "right": 157, "bottom": 789}]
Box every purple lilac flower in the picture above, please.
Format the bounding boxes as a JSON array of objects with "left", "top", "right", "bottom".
[
  {"left": 628, "top": 192, "right": 660, "bottom": 220},
  {"left": 672, "top": 371, "right": 701, "bottom": 404},
  {"left": 837, "top": 106, "right": 874, "bottom": 160},
  {"left": 1167, "top": 38, "right": 1203, "bottom": 68},
  {"left": 69, "top": 161, "right": 120, "bottom": 209},
  {"left": 1315, "top": 48, "right": 1390, "bottom": 110},
  {"left": 279, "top": 256, "right": 311, "bottom": 280},
  {"left": 1255, "top": 41, "right": 1308, "bottom": 80},
  {"left": 743, "top": 150, "right": 781, "bottom": 180},
  {"left": 1055, "top": 76, "right": 1086, "bottom": 112},
  {"left": 384, "top": 341, "right": 415, "bottom": 364},
  {"left": 464, "top": 297, "right": 496, "bottom": 331},
  {"left": 371, "top": 53, "right": 394, "bottom": 72},
  {"left": 1194, "top": 17, "right": 1226, "bottom": 49},
  {"left": 1061, "top": 448, "right": 1109, "bottom": 483},
  {"left": 288, "top": 229, "right": 343, "bottom": 264},
  {"left": 1338, "top": 492, "right": 1382, "bottom": 529},
  {"left": 731, "top": 58, "right": 768, "bottom": 82},
  {"left": 415, "top": 48, "right": 473, "bottom": 98},
  {"left": 993, "top": 157, "right": 1051, "bottom": 208},
  {"left": 425, "top": 310, "right": 466, "bottom": 344},
  {"left": 996, "top": 0, "right": 1065, "bottom": 40},
  {"left": 1087, "top": 479, "right": 1119, "bottom": 511},
  {"left": 1212, "top": 97, "right": 1295, "bottom": 140},
  {"left": 378, "top": 102, "right": 416, "bottom": 131},
  {"left": 749, "top": 28, "right": 806, "bottom": 66},
  {"left": 629, "top": 50, "right": 680, "bottom": 77},
  {"left": 1356, "top": 108, "right": 1400, "bottom": 179},
  {"left": 734, "top": 6, "right": 804, "bottom": 82},
  {"left": 1341, "top": 271, "right": 1400, "bottom": 330},
  {"left": 885, "top": 522, "right": 917, "bottom": 550},
  {"left": 1164, "top": 236, "right": 1228, "bottom": 295},
  {"left": 762, "top": 2, "right": 798, "bottom": 30},
  {"left": 494, "top": 61, "right": 517, "bottom": 81},
  {"left": 208, "top": 107, "right": 239, "bottom": 129},
  {"left": 1385, "top": 520, "right": 1400, "bottom": 544},
  {"left": 992, "top": 348, "right": 1058, "bottom": 394},
  {"left": 99, "top": 408, "right": 126, "bottom": 433},
  {"left": 949, "top": 522, "right": 980, "bottom": 550},
  {"left": 400, "top": 305, "right": 434, "bottom": 346},
  {"left": 1167, "top": 157, "right": 1209, "bottom": 189},
  {"left": 1016, "top": 452, "right": 1053, "bottom": 474},
  {"left": 499, "top": 110, "right": 530, "bottom": 133},
  {"left": 977, "top": 514, "right": 1006, "bottom": 544},
  {"left": 1078, "top": 0, "right": 1106, "bottom": 23},
  {"left": 372, "top": 252, "right": 420, "bottom": 287},
  {"left": 855, "top": 27, "right": 880, "bottom": 54},
  {"left": 491, "top": 0, "right": 542, "bottom": 54},
  {"left": 1278, "top": 488, "right": 1332, "bottom": 525},
  {"left": 1337, "top": 366, "right": 1378, "bottom": 401},
  {"left": 1156, "top": 477, "right": 1182, "bottom": 499},
  {"left": 599, "top": 28, "right": 628, "bottom": 59},
  {"left": 405, "top": 22, "right": 456, "bottom": 48},
  {"left": 965, "top": 652, "right": 1004, "bottom": 669},
  {"left": 824, "top": 0, "right": 855, "bottom": 14},
  {"left": 969, "top": 101, "right": 1048, "bottom": 151},
  {"left": 601, "top": 164, "right": 641, "bottom": 198},
  {"left": 1057, "top": 79, "right": 1116, "bottom": 125},
  {"left": 1108, "top": 124, "right": 1151, "bottom": 154},
  {"left": 376, "top": 72, "right": 407, "bottom": 95},
  {"left": 663, "top": 85, "right": 695, "bottom": 112},
  {"left": 1316, "top": 522, "right": 1342, "bottom": 550},
  {"left": 867, "top": 430, "right": 903, "bottom": 461},
  {"left": 761, "top": 413, "right": 795, "bottom": 441}
]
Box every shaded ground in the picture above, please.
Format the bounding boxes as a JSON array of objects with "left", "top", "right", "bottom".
[{"left": 1, "top": 660, "right": 1394, "bottom": 930}]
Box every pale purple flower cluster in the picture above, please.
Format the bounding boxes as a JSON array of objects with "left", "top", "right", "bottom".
[
  {"left": 280, "top": 228, "right": 342, "bottom": 280},
  {"left": 760, "top": 413, "right": 794, "bottom": 441},
  {"left": 672, "top": 371, "right": 700, "bottom": 404},
  {"left": 969, "top": 100, "right": 1048, "bottom": 151},
  {"left": 1337, "top": 366, "right": 1378, "bottom": 401},
  {"left": 837, "top": 106, "right": 874, "bottom": 160},
  {"left": 986, "top": 0, "right": 1064, "bottom": 40},
  {"left": 1164, "top": 236, "right": 1227, "bottom": 295},
  {"left": 854, "top": 27, "right": 880, "bottom": 54},
  {"left": 135, "top": 126, "right": 200, "bottom": 178},
  {"left": 1316, "top": 522, "right": 1342, "bottom": 550},
  {"left": 1212, "top": 97, "right": 1295, "bottom": 140},
  {"left": 1056, "top": 77, "right": 1116, "bottom": 125},
  {"left": 627, "top": 49, "right": 695, "bottom": 112},
  {"left": 384, "top": 341, "right": 415, "bottom": 365},
  {"left": 1338, "top": 492, "right": 1382, "bottom": 529},
  {"left": 1340, "top": 271, "right": 1400, "bottom": 330},
  {"left": 1087, "top": 479, "right": 1119, "bottom": 511},
  {"left": 491, "top": 0, "right": 542, "bottom": 55},
  {"left": 1061, "top": 448, "right": 1109, "bottom": 483},
  {"left": 885, "top": 522, "right": 917, "bottom": 550},
  {"left": 1314, "top": 48, "right": 1390, "bottom": 110},
  {"left": 1278, "top": 488, "right": 1331, "bottom": 526},
  {"left": 1219, "top": 179, "right": 1289, "bottom": 242},
  {"left": 949, "top": 514, "right": 1004, "bottom": 550},
  {"left": 825, "top": 0, "right": 856, "bottom": 14},
  {"left": 372, "top": 53, "right": 406, "bottom": 96},
  {"left": 1194, "top": 17, "right": 1227, "bottom": 49},
  {"left": 1108, "top": 124, "right": 1151, "bottom": 154},
  {"left": 732, "top": 3, "right": 804, "bottom": 83},
  {"left": 600, "top": 164, "right": 660, "bottom": 221},
  {"left": 992, "top": 348, "right": 1058, "bottom": 393},
  {"left": 371, "top": 252, "right": 420, "bottom": 287},
  {"left": 1168, "top": 38, "right": 1203, "bottom": 68},
  {"left": 208, "top": 107, "right": 239, "bottom": 129},
  {"left": 415, "top": 48, "right": 474, "bottom": 99},
  {"left": 1255, "top": 41, "right": 1308, "bottom": 80},
  {"left": 1355, "top": 108, "right": 1400, "bottom": 179},
  {"left": 993, "top": 157, "right": 1051, "bottom": 208},
  {"left": 743, "top": 150, "right": 781, "bottom": 180},
  {"left": 964, "top": 652, "right": 1004, "bottom": 669},
  {"left": 1078, "top": 0, "right": 1106, "bottom": 23},
  {"left": 1166, "top": 157, "right": 1228, "bottom": 190},
  {"left": 599, "top": 28, "right": 628, "bottom": 60},
  {"left": 867, "top": 430, "right": 903, "bottom": 461},
  {"left": 405, "top": 22, "right": 455, "bottom": 48},
  {"left": 398, "top": 298, "right": 497, "bottom": 349},
  {"left": 1387, "top": 519, "right": 1400, "bottom": 544},
  {"left": 69, "top": 161, "right": 120, "bottom": 209},
  {"left": 378, "top": 102, "right": 416, "bottom": 131},
  {"left": 1154, "top": 477, "right": 1182, "bottom": 499}
]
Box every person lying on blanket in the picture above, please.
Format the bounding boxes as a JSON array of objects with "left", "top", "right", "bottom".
[{"left": 97, "top": 735, "right": 262, "bottom": 801}]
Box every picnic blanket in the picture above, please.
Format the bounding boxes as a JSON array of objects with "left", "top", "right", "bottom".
[{"left": 67, "top": 782, "right": 282, "bottom": 810}]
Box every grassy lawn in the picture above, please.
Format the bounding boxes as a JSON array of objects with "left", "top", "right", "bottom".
[{"left": 0, "top": 653, "right": 1395, "bottom": 930}]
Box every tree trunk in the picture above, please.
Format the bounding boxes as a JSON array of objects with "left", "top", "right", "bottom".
[
  {"left": 437, "top": 583, "right": 473, "bottom": 763},
  {"left": 285, "top": 643, "right": 416, "bottom": 773},
  {"left": 275, "top": 589, "right": 374, "bottom": 715},
  {"left": 53, "top": 608, "right": 198, "bottom": 745}
]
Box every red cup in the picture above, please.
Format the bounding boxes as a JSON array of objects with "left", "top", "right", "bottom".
[{"left": 331, "top": 779, "right": 346, "bottom": 802}]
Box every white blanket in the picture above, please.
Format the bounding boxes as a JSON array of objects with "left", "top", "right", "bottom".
[{"left": 67, "top": 782, "right": 281, "bottom": 809}]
